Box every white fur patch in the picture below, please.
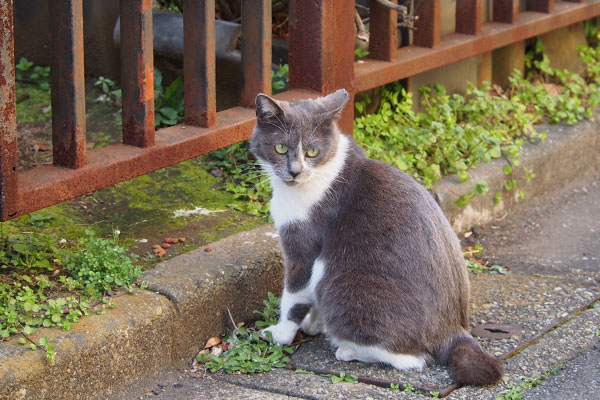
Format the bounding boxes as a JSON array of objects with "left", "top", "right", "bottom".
[
  {"left": 269, "top": 133, "right": 349, "bottom": 229},
  {"left": 334, "top": 340, "right": 426, "bottom": 371},
  {"left": 263, "top": 258, "right": 326, "bottom": 344}
]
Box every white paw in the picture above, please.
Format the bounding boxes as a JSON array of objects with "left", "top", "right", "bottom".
[
  {"left": 300, "top": 311, "right": 324, "bottom": 336},
  {"left": 335, "top": 345, "right": 357, "bottom": 362},
  {"left": 262, "top": 321, "right": 297, "bottom": 345}
]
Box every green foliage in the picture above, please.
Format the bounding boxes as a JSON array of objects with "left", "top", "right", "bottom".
[
  {"left": 154, "top": 0, "right": 182, "bottom": 13},
  {"left": 354, "top": 80, "right": 539, "bottom": 205},
  {"left": 390, "top": 382, "right": 424, "bottom": 394},
  {"left": 355, "top": 40, "right": 600, "bottom": 207},
  {"left": 329, "top": 371, "right": 358, "bottom": 384},
  {"left": 94, "top": 76, "right": 122, "bottom": 103},
  {"left": 1, "top": 227, "right": 141, "bottom": 365},
  {"left": 466, "top": 260, "right": 508, "bottom": 275},
  {"left": 15, "top": 57, "right": 50, "bottom": 92},
  {"left": 496, "top": 367, "right": 560, "bottom": 400},
  {"left": 272, "top": 64, "right": 289, "bottom": 93},
  {"left": 196, "top": 292, "right": 295, "bottom": 374},
  {"left": 354, "top": 48, "right": 370, "bottom": 60},
  {"left": 154, "top": 69, "right": 185, "bottom": 127},
  {"left": 203, "top": 141, "right": 272, "bottom": 218},
  {"left": 295, "top": 368, "right": 358, "bottom": 384},
  {"left": 463, "top": 243, "right": 508, "bottom": 275},
  {"left": 61, "top": 230, "right": 142, "bottom": 297},
  {"left": 253, "top": 291, "right": 281, "bottom": 327}
]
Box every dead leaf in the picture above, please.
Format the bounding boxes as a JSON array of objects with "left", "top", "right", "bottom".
[
  {"left": 204, "top": 247, "right": 213, "bottom": 253},
  {"left": 164, "top": 237, "right": 178, "bottom": 243},
  {"left": 179, "top": 237, "right": 186, "bottom": 242},
  {"left": 204, "top": 336, "right": 221, "bottom": 348},
  {"left": 160, "top": 243, "right": 171, "bottom": 249},
  {"left": 210, "top": 346, "right": 223, "bottom": 357},
  {"left": 35, "top": 141, "right": 52, "bottom": 152},
  {"left": 152, "top": 244, "right": 162, "bottom": 250},
  {"left": 544, "top": 83, "right": 562, "bottom": 97},
  {"left": 153, "top": 248, "right": 166, "bottom": 257}
]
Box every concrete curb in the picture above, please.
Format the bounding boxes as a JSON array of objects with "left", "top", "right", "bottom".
[{"left": 1, "top": 119, "right": 598, "bottom": 399}]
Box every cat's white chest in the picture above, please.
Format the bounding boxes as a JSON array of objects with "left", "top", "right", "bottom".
[
  {"left": 269, "top": 133, "right": 349, "bottom": 230},
  {"left": 270, "top": 181, "right": 322, "bottom": 228}
]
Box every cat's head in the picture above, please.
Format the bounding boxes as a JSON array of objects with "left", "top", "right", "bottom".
[{"left": 250, "top": 89, "right": 349, "bottom": 186}]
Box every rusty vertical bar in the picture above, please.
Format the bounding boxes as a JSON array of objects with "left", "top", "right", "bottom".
[
  {"left": 528, "top": 0, "right": 555, "bottom": 13},
  {"left": 332, "top": 0, "right": 356, "bottom": 134},
  {"left": 121, "top": 0, "right": 154, "bottom": 147},
  {"left": 369, "top": 0, "right": 398, "bottom": 61},
  {"left": 289, "top": 0, "right": 332, "bottom": 93},
  {"left": 184, "top": 0, "right": 216, "bottom": 126},
  {"left": 241, "top": 0, "right": 272, "bottom": 107},
  {"left": 413, "top": 0, "right": 440, "bottom": 47},
  {"left": 48, "top": 0, "right": 86, "bottom": 169},
  {"left": 456, "top": 0, "right": 482, "bottom": 35},
  {"left": 494, "top": 0, "right": 520, "bottom": 23},
  {"left": 0, "top": 0, "right": 18, "bottom": 220},
  {"left": 288, "top": 0, "right": 354, "bottom": 132}
]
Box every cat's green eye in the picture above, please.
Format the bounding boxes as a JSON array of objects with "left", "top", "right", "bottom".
[
  {"left": 306, "top": 148, "right": 320, "bottom": 158},
  {"left": 274, "top": 144, "right": 288, "bottom": 154}
]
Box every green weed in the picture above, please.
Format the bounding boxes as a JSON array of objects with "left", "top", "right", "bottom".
[
  {"left": 0, "top": 228, "right": 141, "bottom": 364},
  {"left": 195, "top": 292, "right": 294, "bottom": 374},
  {"left": 354, "top": 41, "right": 600, "bottom": 207},
  {"left": 496, "top": 366, "right": 561, "bottom": 400}
]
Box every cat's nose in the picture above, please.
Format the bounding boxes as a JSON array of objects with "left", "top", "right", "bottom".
[{"left": 289, "top": 170, "right": 300, "bottom": 178}]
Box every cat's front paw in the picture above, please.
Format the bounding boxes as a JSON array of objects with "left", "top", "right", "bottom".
[{"left": 262, "top": 321, "right": 298, "bottom": 345}]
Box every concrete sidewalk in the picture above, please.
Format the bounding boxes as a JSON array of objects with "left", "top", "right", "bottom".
[{"left": 1, "top": 117, "right": 599, "bottom": 400}]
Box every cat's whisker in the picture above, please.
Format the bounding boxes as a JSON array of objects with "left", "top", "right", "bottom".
[
  {"left": 263, "top": 120, "right": 287, "bottom": 135},
  {"left": 273, "top": 113, "right": 290, "bottom": 137}
]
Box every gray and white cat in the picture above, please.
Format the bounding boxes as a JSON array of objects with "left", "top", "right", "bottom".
[{"left": 250, "top": 89, "right": 503, "bottom": 386}]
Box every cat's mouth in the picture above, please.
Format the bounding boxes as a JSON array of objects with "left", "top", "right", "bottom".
[{"left": 284, "top": 179, "right": 300, "bottom": 186}]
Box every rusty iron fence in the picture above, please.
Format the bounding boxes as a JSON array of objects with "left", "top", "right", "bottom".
[{"left": 1, "top": 0, "right": 600, "bottom": 221}]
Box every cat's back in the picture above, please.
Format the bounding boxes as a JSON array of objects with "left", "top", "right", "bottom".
[{"left": 334, "top": 149, "right": 449, "bottom": 242}]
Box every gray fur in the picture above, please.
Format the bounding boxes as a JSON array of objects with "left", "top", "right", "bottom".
[{"left": 250, "top": 90, "right": 503, "bottom": 386}]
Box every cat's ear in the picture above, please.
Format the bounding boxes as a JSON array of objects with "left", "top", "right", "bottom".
[
  {"left": 317, "top": 89, "right": 349, "bottom": 120},
  {"left": 255, "top": 94, "right": 284, "bottom": 124}
]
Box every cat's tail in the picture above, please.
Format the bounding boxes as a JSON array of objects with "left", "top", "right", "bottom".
[{"left": 443, "top": 333, "right": 504, "bottom": 386}]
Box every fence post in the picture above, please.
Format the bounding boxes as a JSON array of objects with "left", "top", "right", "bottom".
[
  {"left": 494, "top": 0, "right": 520, "bottom": 24},
  {"left": 288, "top": 0, "right": 355, "bottom": 133},
  {"left": 241, "top": 0, "right": 272, "bottom": 107},
  {"left": 49, "top": 0, "right": 87, "bottom": 169},
  {"left": 456, "top": 0, "right": 482, "bottom": 35},
  {"left": 121, "top": 0, "right": 155, "bottom": 147},
  {"left": 528, "top": 0, "right": 555, "bottom": 13},
  {"left": 369, "top": 0, "right": 398, "bottom": 61},
  {"left": 414, "top": 0, "right": 441, "bottom": 47},
  {"left": 184, "top": 0, "right": 216, "bottom": 127},
  {"left": 0, "top": 0, "right": 18, "bottom": 220}
]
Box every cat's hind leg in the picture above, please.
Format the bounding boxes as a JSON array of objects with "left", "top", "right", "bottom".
[
  {"left": 334, "top": 340, "right": 426, "bottom": 371},
  {"left": 300, "top": 307, "right": 325, "bottom": 336}
]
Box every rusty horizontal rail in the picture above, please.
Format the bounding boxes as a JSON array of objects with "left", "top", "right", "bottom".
[{"left": 354, "top": 0, "right": 600, "bottom": 92}]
